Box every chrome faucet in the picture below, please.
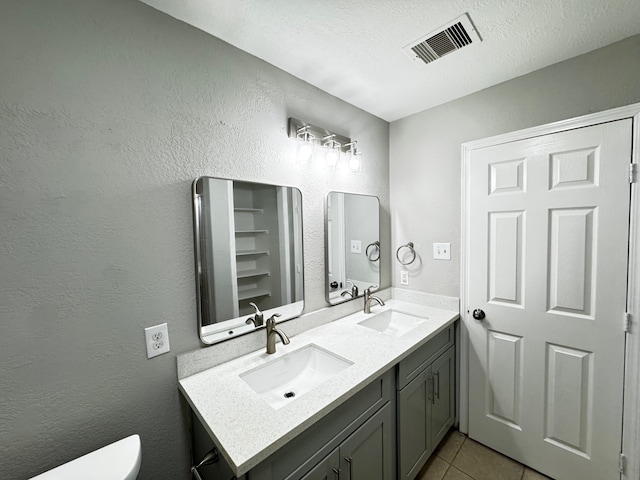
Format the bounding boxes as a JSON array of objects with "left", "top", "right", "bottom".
[
  {"left": 363, "top": 286, "right": 385, "bottom": 314},
  {"left": 266, "top": 313, "right": 290, "bottom": 354},
  {"left": 346, "top": 280, "right": 359, "bottom": 297},
  {"left": 245, "top": 302, "right": 264, "bottom": 327}
]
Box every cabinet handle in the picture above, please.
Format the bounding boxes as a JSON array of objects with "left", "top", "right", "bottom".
[
  {"left": 435, "top": 372, "right": 440, "bottom": 400},
  {"left": 332, "top": 467, "right": 341, "bottom": 479},
  {"left": 428, "top": 376, "right": 435, "bottom": 404},
  {"left": 344, "top": 456, "right": 353, "bottom": 478}
]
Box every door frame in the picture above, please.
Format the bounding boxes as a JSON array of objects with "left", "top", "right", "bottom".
[{"left": 460, "top": 102, "right": 640, "bottom": 479}]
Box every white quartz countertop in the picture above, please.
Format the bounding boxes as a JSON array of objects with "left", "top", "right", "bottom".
[{"left": 178, "top": 300, "right": 459, "bottom": 476}]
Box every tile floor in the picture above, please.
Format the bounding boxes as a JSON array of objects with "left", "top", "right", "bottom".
[{"left": 417, "top": 429, "right": 552, "bottom": 480}]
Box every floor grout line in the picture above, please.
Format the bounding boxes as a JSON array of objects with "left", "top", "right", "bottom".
[
  {"left": 441, "top": 462, "right": 452, "bottom": 480},
  {"left": 449, "top": 436, "right": 466, "bottom": 477}
]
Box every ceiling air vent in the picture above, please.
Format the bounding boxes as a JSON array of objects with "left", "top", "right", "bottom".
[{"left": 402, "top": 13, "right": 481, "bottom": 66}]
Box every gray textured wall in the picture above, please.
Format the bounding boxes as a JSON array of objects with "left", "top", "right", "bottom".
[
  {"left": 0, "top": 1, "right": 389, "bottom": 478},
  {"left": 390, "top": 34, "right": 640, "bottom": 297}
]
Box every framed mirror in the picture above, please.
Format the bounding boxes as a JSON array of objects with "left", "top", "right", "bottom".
[
  {"left": 325, "top": 192, "right": 380, "bottom": 305},
  {"left": 192, "top": 177, "right": 304, "bottom": 345}
]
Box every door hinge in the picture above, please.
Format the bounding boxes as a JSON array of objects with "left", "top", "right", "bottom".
[
  {"left": 624, "top": 312, "right": 632, "bottom": 333},
  {"left": 619, "top": 452, "right": 626, "bottom": 474},
  {"left": 630, "top": 164, "right": 638, "bottom": 184}
]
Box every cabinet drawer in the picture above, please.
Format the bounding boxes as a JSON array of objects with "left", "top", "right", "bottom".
[{"left": 397, "top": 325, "right": 454, "bottom": 390}]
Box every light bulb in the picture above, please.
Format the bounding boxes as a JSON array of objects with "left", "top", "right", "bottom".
[
  {"left": 348, "top": 153, "right": 361, "bottom": 172},
  {"left": 326, "top": 149, "right": 339, "bottom": 168},
  {"left": 297, "top": 142, "right": 313, "bottom": 162}
]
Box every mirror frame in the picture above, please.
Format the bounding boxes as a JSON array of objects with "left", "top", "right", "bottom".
[
  {"left": 192, "top": 176, "right": 305, "bottom": 345},
  {"left": 324, "top": 191, "right": 381, "bottom": 306}
]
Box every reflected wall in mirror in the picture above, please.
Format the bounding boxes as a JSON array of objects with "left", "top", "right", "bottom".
[
  {"left": 192, "top": 177, "right": 304, "bottom": 345},
  {"left": 325, "top": 192, "right": 380, "bottom": 305}
]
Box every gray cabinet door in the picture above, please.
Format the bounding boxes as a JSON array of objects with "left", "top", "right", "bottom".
[
  {"left": 339, "top": 403, "right": 394, "bottom": 480},
  {"left": 397, "top": 368, "right": 432, "bottom": 480},
  {"left": 299, "top": 449, "right": 340, "bottom": 480},
  {"left": 430, "top": 346, "right": 455, "bottom": 448}
]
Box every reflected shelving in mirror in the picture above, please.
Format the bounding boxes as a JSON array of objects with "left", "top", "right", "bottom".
[
  {"left": 325, "top": 191, "right": 380, "bottom": 305},
  {"left": 192, "top": 177, "right": 305, "bottom": 345}
]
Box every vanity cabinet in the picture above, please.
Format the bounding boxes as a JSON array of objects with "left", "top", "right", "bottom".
[
  {"left": 396, "top": 326, "right": 455, "bottom": 480},
  {"left": 189, "top": 320, "right": 457, "bottom": 480}
]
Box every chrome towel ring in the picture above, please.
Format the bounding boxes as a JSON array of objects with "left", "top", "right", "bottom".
[
  {"left": 366, "top": 241, "right": 380, "bottom": 262},
  {"left": 396, "top": 242, "right": 416, "bottom": 265}
]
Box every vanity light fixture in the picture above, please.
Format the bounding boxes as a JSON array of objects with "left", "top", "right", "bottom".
[{"left": 288, "top": 117, "right": 360, "bottom": 172}]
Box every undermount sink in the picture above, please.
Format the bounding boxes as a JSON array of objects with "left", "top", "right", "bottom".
[
  {"left": 358, "top": 309, "right": 428, "bottom": 337},
  {"left": 239, "top": 344, "right": 353, "bottom": 409}
]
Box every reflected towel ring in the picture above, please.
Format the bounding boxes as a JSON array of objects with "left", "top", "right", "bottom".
[
  {"left": 396, "top": 242, "right": 416, "bottom": 265},
  {"left": 366, "top": 241, "right": 380, "bottom": 262}
]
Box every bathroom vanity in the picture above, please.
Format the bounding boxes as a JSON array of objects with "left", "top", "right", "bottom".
[{"left": 178, "top": 300, "right": 458, "bottom": 480}]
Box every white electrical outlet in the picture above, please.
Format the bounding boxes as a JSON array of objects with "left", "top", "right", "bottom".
[
  {"left": 400, "top": 271, "right": 409, "bottom": 285},
  {"left": 144, "top": 323, "right": 170, "bottom": 358},
  {"left": 433, "top": 243, "right": 451, "bottom": 260},
  {"left": 350, "top": 240, "right": 362, "bottom": 254}
]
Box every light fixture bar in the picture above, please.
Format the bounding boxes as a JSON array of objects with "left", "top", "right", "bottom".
[{"left": 288, "top": 117, "right": 352, "bottom": 153}]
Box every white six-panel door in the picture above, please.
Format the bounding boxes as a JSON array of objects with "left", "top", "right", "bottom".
[{"left": 467, "top": 120, "right": 632, "bottom": 480}]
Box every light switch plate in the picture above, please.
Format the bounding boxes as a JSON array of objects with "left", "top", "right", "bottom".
[
  {"left": 400, "top": 271, "right": 409, "bottom": 285},
  {"left": 350, "top": 240, "right": 362, "bottom": 254},
  {"left": 433, "top": 243, "right": 451, "bottom": 260},
  {"left": 144, "top": 323, "right": 170, "bottom": 358}
]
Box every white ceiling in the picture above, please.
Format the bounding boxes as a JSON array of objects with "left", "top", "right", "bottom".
[{"left": 139, "top": 0, "right": 640, "bottom": 122}]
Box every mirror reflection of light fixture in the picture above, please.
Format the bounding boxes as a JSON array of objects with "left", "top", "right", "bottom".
[
  {"left": 344, "top": 142, "right": 362, "bottom": 173},
  {"left": 296, "top": 125, "right": 315, "bottom": 162},
  {"left": 323, "top": 134, "right": 341, "bottom": 168}
]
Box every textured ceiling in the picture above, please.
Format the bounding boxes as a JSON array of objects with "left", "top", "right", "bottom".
[{"left": 139, "top": 0, "right": 640, "bottom": 122}]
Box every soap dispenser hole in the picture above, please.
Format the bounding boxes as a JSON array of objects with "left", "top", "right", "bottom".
[{"left": 284, "top": 391, "right": 296, "bottom": 399}]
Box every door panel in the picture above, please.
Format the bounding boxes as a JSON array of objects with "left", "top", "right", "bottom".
[
  {"left": 549, "top": 147, "right": 597, "bottom": 190},
  {"left": 468, "top": 120, "right": 632, "bottom": 480},
  {"left": 486, "top": 331, "right": 523, "bottom": 429},
  {"left": 548, "top": 208, "right": 595, "bottom": 316},
  {"left": 544, "top": 344, "right": 592, "bottom": 457},
  {"left": 488, "top": 211, "right": 524, "bottom": 306},
  {"left": 489, "top": 158, "right": 526, "bottom": 194}
]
